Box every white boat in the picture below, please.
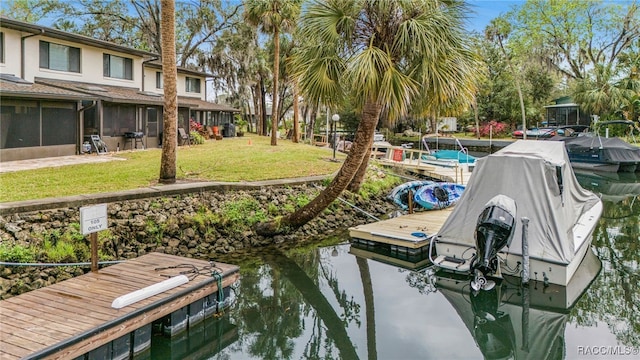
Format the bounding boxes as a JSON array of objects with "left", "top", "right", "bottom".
[{"left": 431, "top": 140, "right": 603, "bottom": 287}]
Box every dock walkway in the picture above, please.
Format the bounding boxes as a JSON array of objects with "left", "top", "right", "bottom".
[
  {"left": 349, "top": 208, "right": 453, "bottom": 249},
  {"left": 0, "top": 252, "right": 239, "bottom": 360},
  {"left": 351, "top": 145, "right": 474, "bottom": 250}
]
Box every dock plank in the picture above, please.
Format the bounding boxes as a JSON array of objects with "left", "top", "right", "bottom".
[
  {"left": 0, "top": 304, "right": 81, "bottom": 336},
  {"left": 2, "top": 300, "right": 95, "bottom": 327},
  {"left": 349, "top": 208, "right": 453, "bottom": 248},
  {"left": 12, "top": 291, "right": 115, "bottom": 321},
  {"left": 0, "top": 253, "right": 239, "bottom": 360}
]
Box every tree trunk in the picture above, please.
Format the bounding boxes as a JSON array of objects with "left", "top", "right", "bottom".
[
  {"left": 244, "top": 98, "right": 253, "bottom": 133},
  {"left": 473, "top": 96, "right": 480, "bottom": 139},
  {"left": 498, "top": 40, "right": 527, "bottom": 139},
  {"left": 263, "top": 251, "right": 360, "bottom": 360},
  {"left": 251, "top": 85, "right": 260, "bottom": 134},
  {"left": 292, "top": 81, "right": 300, "bottom": 142},
  {"left": 255, "top": 99, "right": 382, "bottom": 236},
  {"left": 271, "top": 27, "right": 280, "bottom": 146},
  {"left": 356, "top": 257, "right": 377, "bottom": 360},
  {"left": 159, "top": 0, "right": 177, "bottom": 184},
  {"left": 308, "top": 104, "right": 317, "bottom": 143},
  {"left": 260, "top": 76, "right": 268, "bottom": 136},
  {"left": 347, "top": 135, "right": 374, "bottom": 192}
]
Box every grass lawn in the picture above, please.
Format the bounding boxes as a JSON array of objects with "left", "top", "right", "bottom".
[{"left": 0, "top": 135, "right": 344, "bottom": 203}]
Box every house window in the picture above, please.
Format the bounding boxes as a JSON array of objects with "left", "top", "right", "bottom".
[
  {"left": 0, "top": 32, "right": 4, "bottom": 63},
  {"left": 185, "top": 77, "right": 201, "bottom": 93},
  {"left": 103, "top": 54, "right": 133, "bottom": 80},
  {"left": 156, "top": 71, "right": 163, "bottom": 89},
  {"left": 39, "top": 41, "right": 80, "bottom": 73}
]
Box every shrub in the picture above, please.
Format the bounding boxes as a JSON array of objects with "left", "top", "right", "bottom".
[
  {"left": 39, "top": 226, "right": 90, "bottom": 263},
  {"left": 217, "top": 198, "right": 267, "bottom": 231},
  {"left": 473, "top": 121, "right": 510, "bottom": 137},
  {"left": 191, "top": 131, "right": 206, "bottom": 145},
  {"left": 0, "top": 244, "right": 36, "bottom": 263}
]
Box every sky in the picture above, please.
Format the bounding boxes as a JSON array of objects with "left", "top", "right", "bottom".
[
  {"left": 0, "top": 0, "right": 525, "bottom": 35},
  {"left": 465, "top": 0, "right": 524, "bottom": 33}
]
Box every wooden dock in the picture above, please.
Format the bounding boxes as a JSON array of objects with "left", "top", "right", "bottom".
[
  {"left": 349, "top": 208, "right": 453, "bottom": 249},
  {"left": 372, "top": 146, "right": 474, "bottom": 185},
  {"left": 0, "top": 252, "right": 239, "bottom": 360}
]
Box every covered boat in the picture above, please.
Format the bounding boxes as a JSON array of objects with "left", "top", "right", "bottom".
[
  {"left": 552, "top": 134, "right": 640, "bottom": 172},
  {"left": 432, "top": 140, "right": 602, "bottom": 286}
]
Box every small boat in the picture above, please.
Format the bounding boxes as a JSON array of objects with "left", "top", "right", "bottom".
[
  {"left": 551, "top": 120, "right": 640, "bottom": 172},
  {"left": 420, "top": 136, "right": 477, "bottom": 168},
  {"left": 431, "top": 140, "right": 603, "bottom": 287},
  {"left": 388, "top": 180, "right": 436, "bottom": 210},
  {"left": 413, "top": 182, "right": 465, "bottom": 210},
  {"left": 552, "top": 134, "right": 640, "bottom": 172}
]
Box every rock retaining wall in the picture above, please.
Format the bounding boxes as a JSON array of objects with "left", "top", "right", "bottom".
[{"left": 0, "top": 179, "right": 397, "bottom": 299}]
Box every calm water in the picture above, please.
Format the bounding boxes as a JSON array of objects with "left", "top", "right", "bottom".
[{"left": 151, "top": 171, "right": 639, "bottom": 360}]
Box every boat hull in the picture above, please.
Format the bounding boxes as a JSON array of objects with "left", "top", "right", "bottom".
[
  {"left": 554, "top": 135, "right": 640, "bottom": 173},
  {"left": 435, "top": 236, "right": 591, "bottom": 286},
  {"left": 434, "top": 198, "right": 602, "bottom": 286}
]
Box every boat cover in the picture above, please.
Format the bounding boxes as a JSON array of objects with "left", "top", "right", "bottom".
[
  {"left": 436, "top": 140, "right": 601, "bottom": 265},
  {"left": 554, "top": 135, "right": 640, "bottom": 163}
]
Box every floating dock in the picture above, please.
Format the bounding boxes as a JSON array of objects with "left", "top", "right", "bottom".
[
  {"left": 372, "top": 146, "right": 474, "bottom": 185},
  {"left": 349, "top": 208, "right": 453, "bottom": 250},
  {"left": 349, "top": 243, "right": 432, "bottom": 271},
  {"left": 0, "top": 252, "right": 239, "bottom": 360}
]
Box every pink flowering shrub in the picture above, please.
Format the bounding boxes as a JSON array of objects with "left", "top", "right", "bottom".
[
  {"left": 471, "top": 121, "right": 510, "bottom": 137},
  {"left": 189, "top": 118, "right": 203, "bottom": 132}
]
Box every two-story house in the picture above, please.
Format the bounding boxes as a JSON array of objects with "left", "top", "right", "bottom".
[{"left": 0, "top": 16, "right": 238, "bottom": 162}]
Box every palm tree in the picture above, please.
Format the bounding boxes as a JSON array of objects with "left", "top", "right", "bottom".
[
  {"left": 255, "top": 0, "right": 480, "bottom": 236},
  {"left": 159, "top": 0, "right": 178, "bottom": 184},
  {"left": 574, "top": 46, "right": 640, "bottom": 121},
  {"left": 245, "top": 0, "right": 302, "bottom": 146}
]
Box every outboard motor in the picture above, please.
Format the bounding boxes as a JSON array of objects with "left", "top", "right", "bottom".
[{"left": 471, "top": 195, "right": 517, "bottom": 292}]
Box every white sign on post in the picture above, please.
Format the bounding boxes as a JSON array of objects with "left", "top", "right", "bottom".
[{"left": 80, "top": 204, "right": 108, "bottom": 235}]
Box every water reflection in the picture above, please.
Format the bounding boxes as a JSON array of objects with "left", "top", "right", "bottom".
[
  {"left": 436, "top": 250, "right": 601, "bottom": 360},
  {"left": 152, "top": 171, "right": 639, "bottom": 359}
]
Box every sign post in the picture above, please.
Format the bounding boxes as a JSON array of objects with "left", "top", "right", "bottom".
[{"left": 80, "top": 204, "right": 108, "bottom": 272}]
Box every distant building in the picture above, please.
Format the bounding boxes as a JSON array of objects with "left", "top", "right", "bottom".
[
  {"left": 0, "top": 16, "right": 238, "bottom": 162},
  {"left": 544, "top": 96, "right": 592, "bottom": 126}
]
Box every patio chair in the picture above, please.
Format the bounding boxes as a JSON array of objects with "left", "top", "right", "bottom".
[{"left": 178, "top": 127, "right": 191, "bottom": 146}]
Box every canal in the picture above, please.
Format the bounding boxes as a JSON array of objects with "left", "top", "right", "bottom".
[{"left": 151, "top": 171, "right": 640, "bottom": 359}]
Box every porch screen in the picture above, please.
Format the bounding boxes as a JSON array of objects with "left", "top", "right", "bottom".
[
  {"left": 43, "top": 102, "right": 76, "bottom": 145},
  {"left": 0, "top": 100, "right": 40, "bottom": 149},
  {"left": 146, "top": 107, "right": 159, "bottom": 137},
  {"left": 103, "top": 103, "right": 136, "bottom": 136}
]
